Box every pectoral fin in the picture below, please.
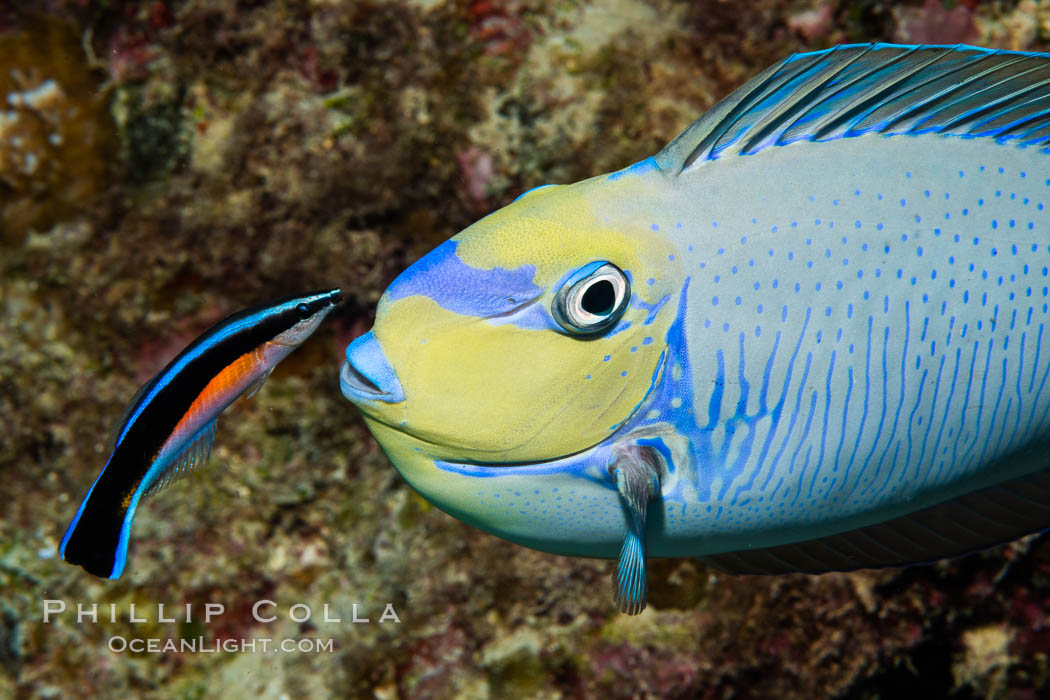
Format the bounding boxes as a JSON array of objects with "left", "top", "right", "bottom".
[
  {"left": 610, "top": 445, "right": 661, "bottom": 615},
  {"left": 242, "top": 368, "right": 272, "bottom": 399}
]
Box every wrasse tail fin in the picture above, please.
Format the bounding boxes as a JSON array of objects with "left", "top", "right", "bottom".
[
  {"left": 61, "top": 420, "right": 218, "bottom": 579},
  {"left": 610, "top": 445, "right": 662, "bottom": 615},
  {"left": 143, "top": 420, "right": 217, "bottom": 498},
  {"left": 703, "top": 466, "right": 1050, "bottom": 575},
  {"left": 60, "top": 457, "right": 139, "bottom": 579}
]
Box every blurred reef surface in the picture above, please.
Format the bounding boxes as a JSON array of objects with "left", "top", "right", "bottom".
[{"left": 3, "top": 0, "right": 1050, "bottom": 697}]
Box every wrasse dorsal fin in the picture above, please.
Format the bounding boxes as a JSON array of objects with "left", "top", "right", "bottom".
[
  {"left": 143, "top": 420, "right": 217, "bottom": 499},
  {"left": 656, "top": 43, "right": 1050, "bottom": 175}
]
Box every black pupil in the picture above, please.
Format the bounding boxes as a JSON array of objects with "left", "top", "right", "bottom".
[
  {"left": 297, "top": 303, "right": 311, "bottom": 316},
  {"left": 581, "top": 279, "right": 616, "bottom": 316}
]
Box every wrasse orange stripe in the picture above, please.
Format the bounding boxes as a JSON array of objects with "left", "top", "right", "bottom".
[
  {"left": 167, "top": 348, "right": 266, "bottom": 448},
  {"left": 59, "top": 288, "right": 341, "bottom": 581}
]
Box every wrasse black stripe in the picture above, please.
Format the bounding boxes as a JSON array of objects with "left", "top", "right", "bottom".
[{"left": 61, "top": 289, "right": 342, "bottom": 579}]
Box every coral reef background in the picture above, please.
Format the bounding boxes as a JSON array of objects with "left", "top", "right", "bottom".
[{"left": 2, "top": 0, "right": 1050, "bottom": 697}]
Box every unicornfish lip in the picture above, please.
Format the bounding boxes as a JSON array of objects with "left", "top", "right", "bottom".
[{"left": 340, "top": 331, "right": 405, "bottom": 403}]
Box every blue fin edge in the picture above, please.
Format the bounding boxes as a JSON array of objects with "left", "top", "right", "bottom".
[
  {"left": 111, "top": 420, "right": 217, "bottom": 578},
  {"left": 614, "top": 529, "right": 648, "bottom": 615},
  {"left": 657, "top": 43, "right": 1050, "bottom": 174}
]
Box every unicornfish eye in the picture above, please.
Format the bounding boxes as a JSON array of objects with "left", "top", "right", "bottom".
[{"left": 552, "top": 261, "right": 630, "bottom": 335}]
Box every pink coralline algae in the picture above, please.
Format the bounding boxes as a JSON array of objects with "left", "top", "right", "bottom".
[
  {"left": 896, "top": 0, "right": 980, "bottom": 45},
  {"left": 457, "top": 146, "right": 496, "bottom": 214},
  {"left": 787, "top": 5, "right": 834, "bottom": 42},
  {"left": 468, "top": 0, "right": 534, "bottom": 65},
  {"left": 104, "top": 2, "right": 174, "bottom": 84}
]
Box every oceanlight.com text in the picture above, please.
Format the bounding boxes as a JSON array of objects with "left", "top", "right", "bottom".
[{"left": 108, "top": 636, "right": 336, "bottom": 654}]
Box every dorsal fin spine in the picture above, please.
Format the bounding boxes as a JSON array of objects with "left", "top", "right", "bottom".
[
  {"left": 740, "top": 46, "right": 880, "bottom": 154},
  {"left": 1018, "top": 113, "right": 1050, "bottom": 144},
  {"left": 723, "top": 50, "right": 848, "bottom": 147},
  {"left": 661, "top": 43, "right": 1050, "bottom": 175},
  {"left": 785, "top": 49, "right": 929, "bottom": 140},
  {"left": 914, "top": 57, "right": 1041, "bottom": 132},
  {"left": 980, "top": 101, "right": 1050, "bottom": 141},
  {"left": 680, "top": 55, "right": 813, "bottom": 168},
  {"left": 681, "top": 45, "right": 881, "bottom": 166},
  {"left": 771, "top": 46, "right": 925, "bottom": 146},
  {"left": 813, "top": 49, "right": 961, "bottom": 140},
  {"left": 951, "top": 78, "right": 1050, "bottom": 135},
  {"left": 840, "top": 55, "right": 995, "bottom": 136}
]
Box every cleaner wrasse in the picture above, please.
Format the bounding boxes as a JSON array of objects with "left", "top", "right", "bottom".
[{"left": 61, "top": 289, "right": 342, "bottom": 579}]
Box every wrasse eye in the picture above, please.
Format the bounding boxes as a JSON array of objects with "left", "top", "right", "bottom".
[
  {"left": 552, "top": 261, "right": 630, "bottom": 335},
  {"left": 295, "top": 302, "right": 311, "bottom": 318}
]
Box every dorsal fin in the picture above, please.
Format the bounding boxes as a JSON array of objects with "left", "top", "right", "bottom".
[{"left": 655, "top": 43, "right": 1050, "bottom": 175}]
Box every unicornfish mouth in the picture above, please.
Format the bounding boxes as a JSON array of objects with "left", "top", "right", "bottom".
[
  {"left": 341, "top": 361, "right": 382, "bottom": 394},
  {"left": 340, "top": 331, "right": 405, "bottom": 403}
]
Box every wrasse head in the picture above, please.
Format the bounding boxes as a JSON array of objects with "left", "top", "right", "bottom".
[{"left": 269, "top": 288, "right": 343, "bottom": 346}]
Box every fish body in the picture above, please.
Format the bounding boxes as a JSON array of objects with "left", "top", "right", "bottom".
[
  {"left": 61, "top": 289, "right": 342, "bottom": 579},
  {"left": 341, "top": 44, "right": 1050, "bottom": 612}
]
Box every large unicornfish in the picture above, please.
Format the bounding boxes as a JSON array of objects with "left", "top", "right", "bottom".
[
  {"left": 62, "top": 289, "right": 342, "bottom": 579},
  {"left": 340, "top": 43, "right": 1050, "bottom": 614}
]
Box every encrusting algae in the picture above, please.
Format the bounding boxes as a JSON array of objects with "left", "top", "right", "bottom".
[
  {"left": 5, "top": 1, "right": 1050, "bottom": 698},
  {"left": 0, "top": 15, "right": 116, "bottom": 244}
]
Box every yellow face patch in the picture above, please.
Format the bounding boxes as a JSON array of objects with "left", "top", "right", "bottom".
[{"left": 358, "top": 178, "right": 680, "bottom": 464}]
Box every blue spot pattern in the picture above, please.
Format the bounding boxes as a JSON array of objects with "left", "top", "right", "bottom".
[
  {"left": 657, "top": 146, "right": 1050, "bottom": 540},
  {"left": 405, "top": 81, "right": 1050, "bottom": 560}
]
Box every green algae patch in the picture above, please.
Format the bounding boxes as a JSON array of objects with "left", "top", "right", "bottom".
[
  {"left": 480, "top": 628, "right": 546, "bottom": 697},
  {"left": 599, "top": 607, "right": 700, "bottom": 650},
  {"left": 9, "top": 1, "right": 1050, "bottom": 698}
]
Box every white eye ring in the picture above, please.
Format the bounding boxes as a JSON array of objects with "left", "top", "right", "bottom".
[{"left": 552, "top": 262, "right": 630, "bottom": 335}]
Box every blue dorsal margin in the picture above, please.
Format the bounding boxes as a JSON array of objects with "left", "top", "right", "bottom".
[{"left": 655, "top": 42, "right": 1050, "bottom": 175}]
